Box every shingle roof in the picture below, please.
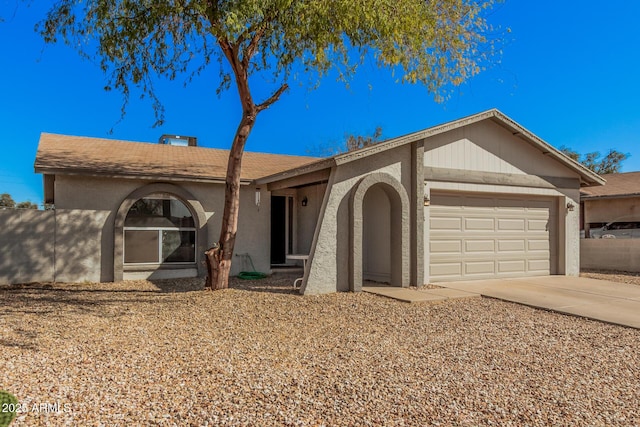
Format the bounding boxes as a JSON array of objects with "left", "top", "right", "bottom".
[
  {"left": 34, "top": 133, "right": 320, "bottom": 182},
  {"left": 581, "top": 172, "right": 640, "bottom": 198}
]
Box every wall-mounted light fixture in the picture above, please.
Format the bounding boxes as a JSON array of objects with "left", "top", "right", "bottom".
[
  {"left": 423, "top": 182, "right": 430, "bottom": 206},
  {"left": 566, "top": 202, "right": 575, "bottom": 212},
  {"left": 301, "top": 196, "right": 308, "bottom": 207},
  {"left": 255, "top": 188, "right": 261, "bottom": 207}
]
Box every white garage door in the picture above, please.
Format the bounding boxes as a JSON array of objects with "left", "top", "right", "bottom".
[{"left": 429, "top": 192, "right": 557, "bottom": 282}]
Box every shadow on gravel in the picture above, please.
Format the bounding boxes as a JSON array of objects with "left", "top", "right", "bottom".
[
  {"left": 228, "top": 274, "right": 301, "bottom": 295},
  {"left": 147, "top": 278, "right": 206, "bottom": 293},
  {"left": 0, "top": 275, "right": 301, "bottom": 351},
  {"left": 0, "top": 274, "right": 300, "bottom": 304},
  {"left": 2, "top": 283, "right": 154, "bottom": 294},
  {"left": 147, "top": 276, "right": 299, "bottom": 294},
  {"left": 0, "top": 285, "right": 171, "bottom": 351},
  {"left": 0, "top": 290, "right": 154, "bottom": 317},
  {"left": 0, "top": 327, "right": 38, "bottom": 351},
  {"left": 2, "top": 278, "right": 206, "bottom": 294}
]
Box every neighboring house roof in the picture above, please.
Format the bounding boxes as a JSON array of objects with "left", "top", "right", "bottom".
[
  {"left": 257, "top": 109, "right": 606, "bottom": 187},
  {"left": 34, "top": 133, "right": 319, "bottom": 183},
  {"left": 581, "top": 171, "right": 640, "bottom": 199}
]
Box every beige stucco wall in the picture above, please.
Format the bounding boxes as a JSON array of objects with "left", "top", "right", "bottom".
[
  {"left": 424, "top": 120, "right": 577, "bottom": 178},
  {"left": 303, "top": 144, "right": 413, "bottom": 294},
  {"left": 52, "top": 175, "right": 271, "bottom": 283},
  {"left": 55, "top": 209, "right": 112, "bottom": 282},
  {"left": 0, "top": 209, "right": 55, "bottom": 284},
  {"left": 234, "top": 185, "right": 271, "bottom": 275},
  {"left": 184, "top": 181, "right": 271, "bottom": 275},
  {"left": 54, "top": 175, "right": 139, "bottom": 282},
  {"left": 295, "top": 183, "right": 327, "bottom": 255},
  {"left": 581, "top": 239, "right": 640, "bottom": 272}
]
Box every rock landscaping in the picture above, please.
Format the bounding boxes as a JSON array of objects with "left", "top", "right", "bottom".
[
  {"left": 581, "top": 269, "right": 640, "bottom": 286},
  {"left": 1, "top": 274, "right": 639, "bottom": 426}
]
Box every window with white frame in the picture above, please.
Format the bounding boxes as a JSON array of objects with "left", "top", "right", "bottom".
[{"left": 123, "top": 195, "right": 196, "bottom": 264}]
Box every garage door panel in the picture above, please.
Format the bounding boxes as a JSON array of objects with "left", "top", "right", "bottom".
[
  {"left": 430, "top": 217, "right": 462, "bottom": 230},
  {"left": 465, "top": 240, "right": 495, "bottom": 253},
  {"left": 465, "top": 261, "right": 495, "bottom": 274},
  {"left": 498, "top": 239, "right": 526, "bottom": 252},
  {"left": 497, "top": 218, "right": 526, "bottom": 231},
  {"left": 528, "top": 219, "right": 549, "bottom": 231},
  {"left": 528, "top": 239, "right": 549, "bottom": 251},
  {"left": 528, "top": 259, "right": 550, "bottom": 272},
  {"left": 465, "top": 217, "right": 494, "bottom": 230},
  {"left": 429, "top": 192, "right": 556, "bottom": 282},
  {"left": 430, "top": 262, "right": 462, "bottom": 277},
  {"left": 430, "top": 240, "right": 462, "bottom": 253},
  {"left": 498, "top": 260, "right": 526, "bottom": 273}
]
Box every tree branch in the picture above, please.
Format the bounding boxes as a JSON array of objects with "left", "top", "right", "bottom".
[
  {"left": 257, "top": 83, "right": 289, "bottom": 112},
  {"left": 218, "top": 38, "right": 255, "bottom": 111},
  {"left": 241, "top": 25, "right": 266, "bottom": 69}
]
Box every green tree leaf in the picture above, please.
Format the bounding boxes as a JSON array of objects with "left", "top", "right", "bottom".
[
  {"left": 0, "top": 193, "right": 16, "bottom": 209},
  {"left": 16, "top": 201, "right": 39, "bottom": 209},
  {"left": 560, "top": 147, "right": 629, "bottom": 174}
]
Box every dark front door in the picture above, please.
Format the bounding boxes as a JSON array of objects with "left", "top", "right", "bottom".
[{"left": 271, "top": 196, "right": 286, "bottom": 264}]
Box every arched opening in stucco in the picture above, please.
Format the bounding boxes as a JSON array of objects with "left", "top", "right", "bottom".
[
  {"left": 113, "top": 183, "right": 207, "bottom": 281},
  {"left": 362, "top": 184, "right": 392, "bottom": 284},
  {"left": 350, "top": 173, "right": 410, "bottom": 292},
  {"left": 123, "top": 195, "right": 196, "bottom": 265}
]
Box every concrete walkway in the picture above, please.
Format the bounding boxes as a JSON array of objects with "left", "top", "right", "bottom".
[
  {"left": 362, "top": 285, "right": 479, "bottom": 304},
  {"left": 438, "top": 276, "right": 640, "bottom": 329}
]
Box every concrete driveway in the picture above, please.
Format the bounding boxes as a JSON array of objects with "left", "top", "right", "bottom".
[{"left": 438, "top": 276, "right": 640, "bottom": 329}]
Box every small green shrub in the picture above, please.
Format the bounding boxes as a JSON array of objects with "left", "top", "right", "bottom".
[{"left": 0, "top": 390, "right": 18, "bottom": 427}]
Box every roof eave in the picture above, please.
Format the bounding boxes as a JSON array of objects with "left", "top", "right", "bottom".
[
  {"left": 487, "top": 111, "right": 606, "bottom": 187},
  {"left": 581, "top": 193, "right": 640, "bottom": 200},
  {"left": 255, "top": 158, "right": 335, "bottom": 185},
  {"left": 34, "top": 167, "right": 251, "bottom": 185}
]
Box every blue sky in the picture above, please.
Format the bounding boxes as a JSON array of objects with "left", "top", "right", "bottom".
[{"left": 1, "top": 1, "right": 639, "bottom": 205}]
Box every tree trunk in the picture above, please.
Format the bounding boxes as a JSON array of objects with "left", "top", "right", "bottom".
[
  {"left": 205, "top": 110, "right": 257, "bottom": 290},
  {"left": 204, "top": 36, "right": 287, "bottom": 290}
]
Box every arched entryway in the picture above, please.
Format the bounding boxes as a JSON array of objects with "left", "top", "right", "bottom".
[
  {"left": 362, "top": 185, "right": 392, "bottom": 283},
  {"left": 113, "top": 183, "right": 207, "bottom": 281},
  {"left": 350, "top": 173, "right": 410, "bottom": 292}
]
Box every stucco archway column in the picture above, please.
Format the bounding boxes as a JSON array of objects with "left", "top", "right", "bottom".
[{"left": 349, "top": 172, "right": 410, "bottom": 292}]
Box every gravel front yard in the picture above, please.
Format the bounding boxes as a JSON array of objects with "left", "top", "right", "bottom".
[
  {"left": 2, "top": 274, "right": 639, "bottom": 426},
  {"left": 581, "top": 269, "right": 640, "bottom": 286}
]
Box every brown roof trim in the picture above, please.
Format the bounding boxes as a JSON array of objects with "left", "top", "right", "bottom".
[
  {"left": 35, "top": 168, "right": 246, "bottom": 185},
  {"left": 487, "top": 111, "right": 604, "bottom": 187},
  {"left": 254, "top": 158, "right": 335, "bottom": 185},
  {"left": 581, "top": 193, "right": 640, "bottom": 200}
]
